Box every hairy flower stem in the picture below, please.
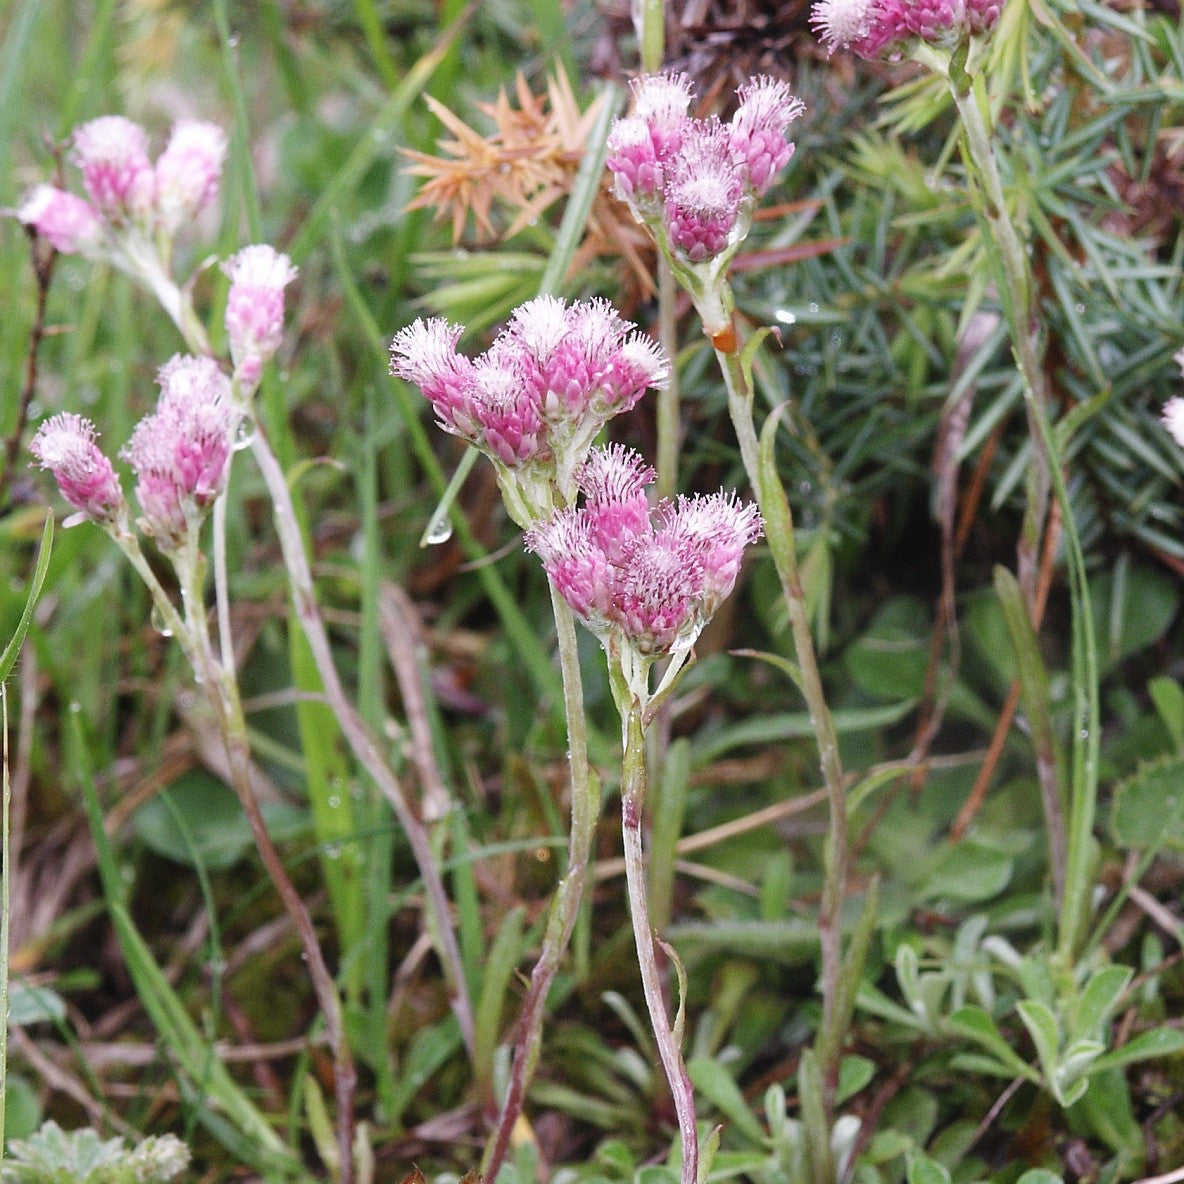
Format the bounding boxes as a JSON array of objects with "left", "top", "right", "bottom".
[
  {"left": 949, "top": 79, "right": 1100, "bottom": 963},
  {"left": 655, "top": 259, "right": 682, "bottom": 503},
  {"left": 714, "top": 339, "right": 848, "bottom": 1118},
  {"left": 114, "top": 522, "right": 357, "bottom": 1184},
  {"left": 620, "top": 697, "right": 698, "bottom": 1184},
  {"left": 245, "top": 416, "right": 477, "bottom": 1054},
  {"left": 149, "top": 271, "right": 476, "bottom": 1055},
  {"left": 481, "top": 587, "right": 598, "bottom": 1182}
]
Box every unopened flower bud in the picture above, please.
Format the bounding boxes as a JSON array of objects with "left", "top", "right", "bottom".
[
  {"left": 17, "top": 185, "right": 103, "bottom": 256},
  {"left": 72, "top": 116, "right": 155, "bottom": 222},
  {"left": 222, "top": 244, "right": 297, "bottom": 385},
  {"left": 155, "top": 120, "right": 227, "bottom": 235},
  {"left": 29, "top": 413, "right": 124, "bottom": 522}
]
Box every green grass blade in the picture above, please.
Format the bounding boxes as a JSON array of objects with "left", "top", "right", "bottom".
[
  {"left": 0, "top": 516, "right": 52, "bottom": 685},
  {"left": 70, "top": 714, "right": 296, "bottom": 1172}
]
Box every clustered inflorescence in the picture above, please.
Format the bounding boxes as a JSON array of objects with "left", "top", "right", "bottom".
[
  {"left": 30, "top": 354, "right": 241, "bottom": 547},
  {"left": 811, "top": 0, "right": 1003, "bottom": 59},
  {"left": 526, "top": 444, "right": 762, "bottom": 662},
  {"left": 389, "top": 296, "right": 669, "bottom": 519},
  {"left": 18, "top": 115, "right": 226, "bottom": 259},
  {"left": 606, "top": 73, "right": 803, "bottom": 289},
  {"left": 19, "top": 115, "right": 297, "bottom": 550}
]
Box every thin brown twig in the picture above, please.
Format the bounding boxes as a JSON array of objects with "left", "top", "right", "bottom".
[{"left": 0, "top": 229, "right": 58, "bottom": 511}]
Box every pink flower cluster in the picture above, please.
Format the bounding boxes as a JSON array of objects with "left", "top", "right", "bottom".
[
  {"left": 122, "top": 356, "right": 240, "bottom": 543},
  {"left": 18, "top": 115, "right": 226, "bottom": 254},
  {"left": 812, "top": 0, "right": 1002, "bottom": 59},
  {"left": 526, "top": 445, "right": 762, "bottom": 656},
  {"left": 29, "top": 415, "right": 124, "bottom": 523},
  {"left": 223, "top": 245, "right": 298, "bottom": 389},
  {"left": 390, "top": 297, "right": 668, "bottom": 483},
  {"left": 32, "top": 357, "right": 241, "bottom": 544},
  {"left": 607, "top": 74, "right": 804, "bottom": 266}
]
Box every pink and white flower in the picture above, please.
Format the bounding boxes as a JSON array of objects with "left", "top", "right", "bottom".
[
  {"left": 29, "top": 414, "right": 124, "bottom": 523},
  {"left": 72, "top": 116, "right": 156, "bottom": 222},
  {"left": 17, "top": 185, "right": 103, "bottom": 256},
  {"left": 155, "top": 120, "right": 228, "bottom": 235},
  {"left": 122, "top": 355, "right": 239, "bottom": 543},
  {"left": 607, "top": 73, "right": 804, "bottom": 271},
  {"left": 730, "top": 77, "right": 805, "bottom": 196},
  {"left": 222, "top": 245, "right": 297, "bottom": 388},
  {"left": 664, "top": 121, "right": 745, "bottom": 264},
  {"left": 390, "top": 300, "right": 667, "bottom": 494}
]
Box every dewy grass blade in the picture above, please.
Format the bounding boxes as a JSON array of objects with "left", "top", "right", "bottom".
[
  {"left": 420, "top": 81, "right": 622, "bottom": 546},
  {"left": 329, "top": 227, "right": 582, "bottom": 727}
]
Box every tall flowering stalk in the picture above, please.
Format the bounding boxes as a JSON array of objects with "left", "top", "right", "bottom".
[
  {"left": 811, "top": 0, "right": 1100, "bottom": 965},
  {"left": 391, "top": 300, "right": 669, "bottom": 1177},
  {"left": 28, "top": 366, "right": 361, "bottom": 1183},
  {"left": 528, "top": 447, "right": 762, "bottom": 1184},
  {"left": 17, "top": 112, "right": 490, "bottom": 1183},
  {"left": 606, "top": 73, "right": 861, "bottom": 1136}
]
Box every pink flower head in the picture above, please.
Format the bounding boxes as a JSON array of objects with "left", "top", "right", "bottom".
[
  {"left": 528, "top": 445, "right": 760, "bottom": 657},
  {"left": 1162, "top": 396, "right": 1184, "bottom": 449},
  {"left": 393, "top": 303, "right": 667, "bottom": 491},
  {"left": 543, "top": 298, "right": 629, "bottom": 417},
  {"left": 469, "top": 354, "right": 547, "bottom": 466},
  {"left": 155, "top": 120, "right": 228, "bottom": 235},
  {"left": 123, "top": 355, "right": 239, "bottom": 543},
  {"left": 606, "top": 116, "right": 666, "bottom": 206},
  {"left": 526, "top": 508, "right": 614, "bottom": 620},
  {"left": 631, "top": 73, "right": 695, "bottom": 157},
  {"left": 390, "top": 318, "right": 478, "bottom": 438},
  {"left": 605, "top": 334, "right": 670, "bottom": 414},
  {"left": 904, "top": 0, "right": 961, "bottom": 40},
  {"left": 29, "top": 413, "right": 123, "bottom": 522},
  {"left": 658, "top": 492, "right": 764, "bottom": 615},
  {"left": 72, "top": 116, "right": 155, "bottom": 222},
  {"left": 17, "top": 185, "right": 103, "bottom": 256},
  {"left": 222, "top": 245, "right": 297, "bottom": 387},
  {"left": 811, "top": 0, "right": 906, "bottom": 58},
  {"left": 664, "top": 121, "right": 745, "bottom": 264},
  {"left": 729, "top": 77, "right": 805, "bottom": 196},
  {"left": 578, "top": 444, "right": 655, "bottom": 561},
  {"left": 612, "top": 532, "right": 703, "bottom": 654},
  {"left": 607, "top": 74, "right": 694, "bottom": 211}
]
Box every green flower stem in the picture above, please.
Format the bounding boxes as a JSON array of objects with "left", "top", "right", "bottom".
[
  {"left": 619, "top": 693, "right": 698, "bottom": 1184},
  {"left": 946, "top": 78, "right": 1049, "bottom": 607},
  {"left": 481, "top": 586, "right": 599, "bottom": 1182},
  {"left": 246, "top": 414, "right": 478, "bottom": 1054},
  {"left": 655, "top": 257, "right": 682, "bottom": 503},
  {"left": 949, "top": 78, "right": 1100, "bottom": 963},
  {"left": 713, "top": 340, "right": 849, "bottom": 1114}
]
